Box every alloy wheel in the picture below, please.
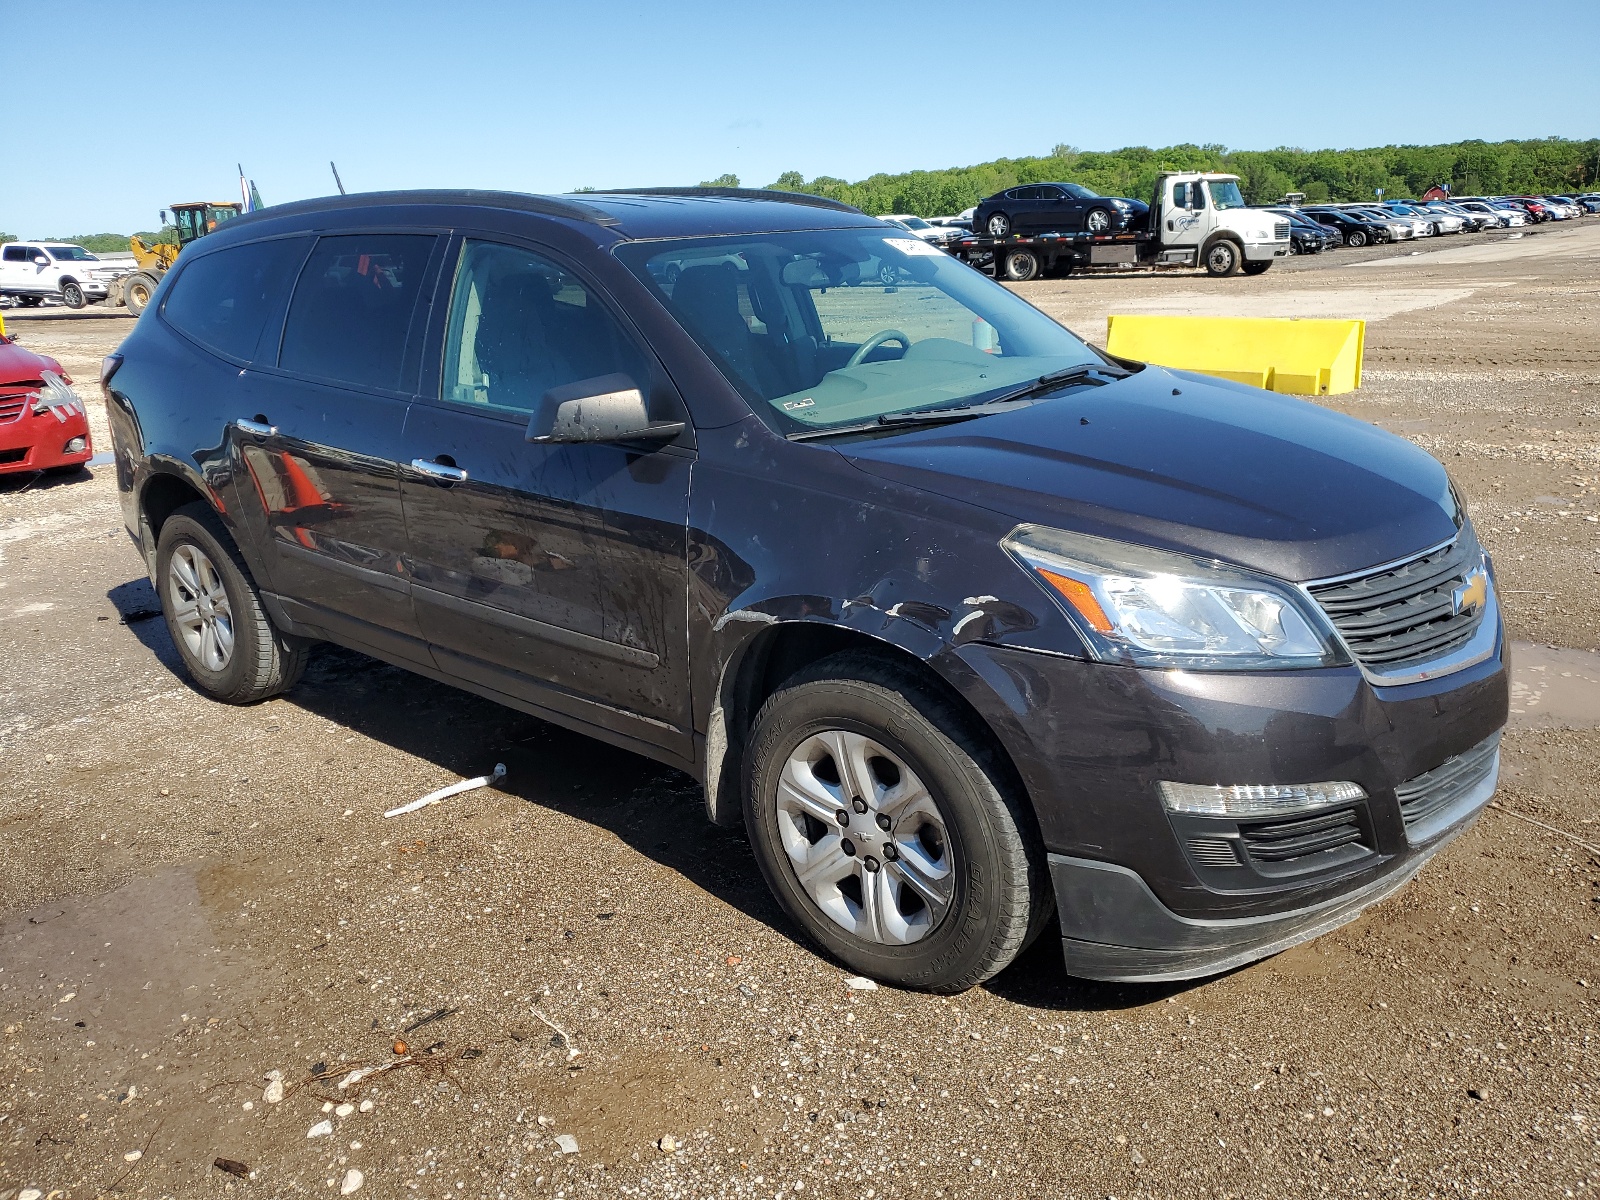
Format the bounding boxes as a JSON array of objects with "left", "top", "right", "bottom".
[
  {"left": 168, "top": 543, "right": 235, "bottom": 672},
  {"left": 775, "top": 730, "right": 954, "bottom": 945}
]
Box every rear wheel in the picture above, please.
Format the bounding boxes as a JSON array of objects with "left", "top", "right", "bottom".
[
  {"left": 1203, "top": 238, "right": 1242, "bottom": 277},
  {"left": 60, "top": 281, "right": 86, "bottom": 309},
  {"left": 155, "top": 502, "right": 309, "bottom": 704},
  {"left": 984, "top": 212, "right": 1012, "bottom": 238},
  {"left": 124, "top": 273, "right": 158, "bottom": 317},
  {"left": 744, "top": 653, "right": 1046, "bottom": 992},
  {"left": 1241, "top": 260, "right": 1272, "bottom": 276},
  {"left": 1002, "top": 249, "right": 1040, "bottom": 282}
]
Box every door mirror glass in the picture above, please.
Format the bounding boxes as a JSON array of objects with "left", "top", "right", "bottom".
[{"left": 526, "top": 373, "right": 685, "bottom": 445}]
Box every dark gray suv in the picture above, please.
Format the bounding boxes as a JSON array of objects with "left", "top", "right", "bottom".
[{"left": 103, "top": 187, "right": 1508, "bottom": 992}]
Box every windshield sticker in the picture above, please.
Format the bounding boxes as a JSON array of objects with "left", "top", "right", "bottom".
[
  {"left": 883, "top": 237, "right": 945, "bottom": 258},
  {"left": 782, "top": 398, "right": 816, "bottom": 411}
]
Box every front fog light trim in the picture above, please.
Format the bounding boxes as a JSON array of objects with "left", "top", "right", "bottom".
[{"left": 1158, "top": 780, "right": 1367, "bottom": 818}]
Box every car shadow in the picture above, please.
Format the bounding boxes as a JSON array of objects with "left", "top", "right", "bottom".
[
  {"left": 0, "top": 465, "right": 98, "bottom": 494},
  {"left": 100, "top": 592, "right": 1212, "bottom": 1008}
]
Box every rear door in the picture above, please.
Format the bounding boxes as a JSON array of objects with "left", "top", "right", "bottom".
[
  {"left": 229, "top": 231, "right": 445, "bottom": 664},
  {"left": 399, "top": 236, "right": 695, "bottom": 758}
]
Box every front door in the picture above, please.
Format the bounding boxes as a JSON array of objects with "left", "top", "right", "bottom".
[
  {"left": 229, "top": 231, "right": 444, "bottom": 663},
  {"left": 1162, "top": 180, "right": 1209, "bottom": 248},
  {"left": 400, "top": 238, "right": 695, "bottom": 759}
]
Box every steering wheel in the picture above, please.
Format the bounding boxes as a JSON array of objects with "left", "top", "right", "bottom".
[{"left": 846, "top": 329, "right": 912, "bottom": 368}]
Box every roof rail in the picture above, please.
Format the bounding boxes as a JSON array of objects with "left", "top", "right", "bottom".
[
  {"left": 226, "top": 189, "right": 621, "bottom": 228},
  {"left": 596, "top": 187, "right": 862, "bottom": 214}
]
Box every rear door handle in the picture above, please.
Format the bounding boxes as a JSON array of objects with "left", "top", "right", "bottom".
[
  {"left": 234, "top": 417, "right": 277, "bottom": 436},
  {"left": 411, "top": 458, "right": 468, "bottom": 482}
]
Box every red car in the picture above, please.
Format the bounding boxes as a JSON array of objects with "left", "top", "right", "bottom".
[{"left": 0, "top": 330, "right": 92, "bottom": 476}]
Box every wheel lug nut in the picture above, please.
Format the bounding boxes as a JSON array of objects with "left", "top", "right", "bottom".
[
  {"left": 863, "top": 856, "right": 880, "bottom": 873},
  {"left": 836, "top": 809, "right": 850, "bottom": 827},
  {"left": 852, "top": 798, "right": 868, "bottom": 815},
  {"left": 840, "top": 839, "right": 856, "bottom": 857},
  {"left": 875, "top": 814, "right": 890, "bottom": 831},
  {"left": 882, "top": 843, "right": 898, "bottom": 861}
]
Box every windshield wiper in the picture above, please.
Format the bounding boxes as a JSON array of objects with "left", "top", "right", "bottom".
[{"left": 974, "top": 360, "right": 1130, "bottom": 408}]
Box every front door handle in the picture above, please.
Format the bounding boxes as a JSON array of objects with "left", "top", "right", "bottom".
[
  {"left": 234, "top": 417, "right": 277, "bottom": 436},
  {"left": 411, "top": 458, "right": 469, "bottom": 483}
]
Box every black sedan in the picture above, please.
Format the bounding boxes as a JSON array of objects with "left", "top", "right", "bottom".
[
  {"left": 1267, "top": 208, "right": 1339, "bottom": 254},
  {"left": 1303, "top": 207, "right": 1391, "bottom": 247},
  {"left": 973, "top": 183, "right": 1141, "bottom": 238}
]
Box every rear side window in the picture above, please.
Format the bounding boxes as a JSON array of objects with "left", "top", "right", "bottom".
[
  {"left": 278, "top": 234, "right": 437, "bottom": 392},
  {"left": 161, "top": 238, "right": 308, "bottom": 362},
  {"left": 3, "top": 246, "right": 31, "bottom": 262}
]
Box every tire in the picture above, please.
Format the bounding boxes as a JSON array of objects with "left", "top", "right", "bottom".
[
  {"left": 17, "top": 295, "right": 43, "bottom": 307},
  {"left": 743, "top": 652, "right": 1047, "bottom": 993},
  {"left": 155, "top": 501, "right": 309, "bottom": 704},
  {"left": 879, "top": 261, "right": 898, "bottom": 286},
  {"left": 1346, "top": 229, "right": 1368, "bottom": 248},
  {"left": 60, "top": 281, "right": 86, "bottom": 309},
  {"left": 1084, "top": 207, "right": 1112, "bottom": 234},
  {"left": 1203, "top": 238, "right": 1242, "bottom": 277},
  {"left": 1241, "top": 260, "right": 1272, "bottom": 276},
  {"left": 124, "top": 273, "right": 157, "bottom": 318},
  {"left": 984, "top": 211, "right": 1012, "bottom": 238},
  {"left": 1001, "top": 249, "right": 1040, "bottom": 282}
]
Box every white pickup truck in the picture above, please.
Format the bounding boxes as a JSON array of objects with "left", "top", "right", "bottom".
[
  {"left": 0, "top": 242, "right": 130, "bottom": 309},
  {"left": 946, "top": 172, "right": 1291, "bottom": 281}
]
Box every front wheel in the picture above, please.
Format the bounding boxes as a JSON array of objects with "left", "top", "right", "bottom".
[
  {"left": 124, "top": 273, "right": 157, "bottom": 317},
  {"left": 60, "top": 281, "right": 86, "bottom": 309},
  {"left": 984, "top": 212, "right": 1012, "bottom": 238},
  {"left": 156, "top": 502, "right": 309, "bottom": 704},
  {"left": 744, "top": 653, "right": 1047, "bottom": 992},
  {"left": 1346, "top": 229, "right": 1368, "bottom": 248},
  {"left": 1241, "top": 260, "right": 1272, "bottom": 276},
  {"left": 1084, "top": 207, "right": 1112, "bottom": 234},
  {"left": 1203, "top": 239, "right": 1242, "bottom": 277}
]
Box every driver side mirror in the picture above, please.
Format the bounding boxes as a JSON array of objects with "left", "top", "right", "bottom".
[
  {"left": 33, "top": 254, "right": 50, "bottom": 265},
  {"left": 525, "top": 373, "right": 685, "bottom": 446}
]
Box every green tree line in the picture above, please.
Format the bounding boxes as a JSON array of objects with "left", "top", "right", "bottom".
[
  {"left": 756, "top": 137, "right": 1600, "bottom": 216},
  {"left": 0, "top": 230, "right": 175, "bottom": 252}
]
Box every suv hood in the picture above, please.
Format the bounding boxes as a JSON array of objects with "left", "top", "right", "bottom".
[{"left": 839, "top": 366, "right": 1460, "bottom": 583}]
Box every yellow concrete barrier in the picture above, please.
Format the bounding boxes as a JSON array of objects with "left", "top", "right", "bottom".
[{"left": 1105, "top": 314, "right": 1365, "bottom": 396}]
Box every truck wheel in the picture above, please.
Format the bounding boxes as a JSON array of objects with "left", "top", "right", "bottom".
[
  {"left": 1203, "top": 239, "right": 1242, "bottom": 277},
  {"left": 985, "top": 212, "right": 1012, "bottom": 238},
  {"left": 1002, "top": 249, "right": 1040, "bottom": 282},
  {"left": 743, "top": 652, "right": 1047, "bottom": 992},
  {"left": 60, "top": 281, "right": 86, "bottom": 309},
  {"left": 1241, "top": 261, "right": 1272, "bottom": 276},
  {"left": 1084, "top": 207, "right": 1112, "bottom": 233},
  {"left": 156, "top": 501, "right": 309, "bottom": 704},
  {"left": 1346, "top": 230, "right": 1368, "bottom": 248},
  {"left": 124, "top": 274, "right": 157, "bottom": 317}
]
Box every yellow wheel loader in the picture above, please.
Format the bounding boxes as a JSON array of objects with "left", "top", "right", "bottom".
[{"left": 112, "top": 202, "right": 242, "bottom": 317}]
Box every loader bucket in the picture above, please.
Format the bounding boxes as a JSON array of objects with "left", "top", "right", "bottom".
[{"left": 1105, "top": 315, "right": 1365, "bottom": 396}]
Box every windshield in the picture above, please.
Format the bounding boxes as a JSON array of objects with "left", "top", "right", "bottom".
[
  {"left": 1206, "top": 180, "right": 1246, "bottom": 210},
  {"left": 1061, "top": 183, "right": 1101, "bottom": 200},
  {"left": 617, "top": 228, "right": 1101, "bottom": 435},
  {"left": 48, "top": 246, "right": 98, "bottom": 261},
  {"left": 898, "top": 217, "right": 932, "bottom": 229}
]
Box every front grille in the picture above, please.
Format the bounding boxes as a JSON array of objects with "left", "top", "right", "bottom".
[
  {"left": 1397, "top": 733, "right": 1500, "bottom": 833},
  {"left": 1187, "top": 837, "right": 1242, "bottom": 868},
  {"left": 1274, "top": 220, "right": 1291, "bottom": 240},
  {"left": 0, "top": 394, "right": 29, "bottom": 424},
  {"left": 1240, "top": 806, "right": 1364, "bottom": 865},
  {"left": 1307, "top": 537, "right": 1485, "bottom": 671}
]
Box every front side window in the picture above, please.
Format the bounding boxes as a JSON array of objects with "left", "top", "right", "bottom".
[
  {"left": 1061, "top": 183, "right": 1100, "bottom": 200},
  {"left": 1171, "top": 182, "right": 1190, "bottom": 208},
  {"left": 440, "top": 240, "right": 649, "bottom": 416},
  {"left": 162, "top": 237, "right": 308, "bottom": 362},
  {"left": 617, "top": 228, "right": 1099, "bottom": 436},
  {"left": 278, "top": 234, "right": 436, "bottom": 392}
]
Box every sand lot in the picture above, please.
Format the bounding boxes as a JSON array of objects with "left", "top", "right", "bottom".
[{"left": 2, "top": 222, "right": 1598, "bottom": 1199}]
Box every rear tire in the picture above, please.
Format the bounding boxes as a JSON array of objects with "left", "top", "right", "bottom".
[
  {"left": 1203, "top": 238, "right": 1243, "bottom": 277},
  {"left": 1002, "top": 249, "right": 1040, "bottom": 282},
  {"left": 155, "top": 501, "right": 309, "bottom": 704},
  {"left": 984, "top": 212, "right": 1012, "bottom": 238},
  {"left": 743, "top": 652, "right": 1047, "bottom": 993},
  {"left": 60, "top": 281, "right": 86, "bottom": 309},
  {"left": 124, "top": 273, "right": 157, "bottom": 317}
]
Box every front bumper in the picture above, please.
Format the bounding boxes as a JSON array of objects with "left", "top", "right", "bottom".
[
  {"left": 0, "top": 406, "right": 93, "bottom": 474},
  {"left": 959, "top": 619, "right": 1508, "bottom": 982},
  {"left": 1243, "top": 241, "right": 1290, "bottom": 262}
]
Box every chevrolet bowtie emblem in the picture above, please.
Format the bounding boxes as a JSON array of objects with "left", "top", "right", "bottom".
[{"left": 1452, "top": 568, "right": 1488, "bottom": 617}]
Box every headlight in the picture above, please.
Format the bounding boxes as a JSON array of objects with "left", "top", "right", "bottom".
[
  {"left": 1000, "top": 525, "right": 1344, "bottom": 670},
  {"left": 1111, "top": 199, "right": 1131, "bottom": 210}
]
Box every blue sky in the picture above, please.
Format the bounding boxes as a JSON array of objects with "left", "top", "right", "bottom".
[{"left": 5, "top": 0, "right": 1593, "bottom": 236}]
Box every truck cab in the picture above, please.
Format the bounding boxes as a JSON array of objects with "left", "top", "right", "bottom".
[{"left": 1149, "top": 173, "right": 1289, "bottom": 275}]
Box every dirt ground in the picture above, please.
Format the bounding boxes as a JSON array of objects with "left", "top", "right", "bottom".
[{"left": 2, "top": 222, "right": 1598, "bottom": 1200}]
